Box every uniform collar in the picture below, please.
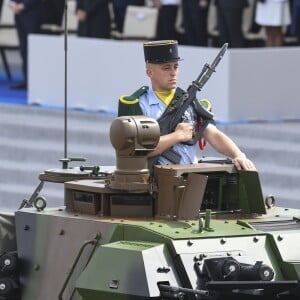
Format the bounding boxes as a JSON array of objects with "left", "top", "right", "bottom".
[{"left": 148, "top": 87, "right": 163, "bottom": 106}]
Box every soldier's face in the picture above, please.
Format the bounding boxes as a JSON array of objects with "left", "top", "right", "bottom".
[{"left": 146, "top": 62, "right": 179, "bottom": 91}]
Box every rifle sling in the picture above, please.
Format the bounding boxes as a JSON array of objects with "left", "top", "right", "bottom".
[
  {"left": 147, "top": 148, "right": 181, "bottom": 174},
  {"left": 161, "top": 148, "right": 181, "bottom": 164},
  {"left": 157, "top": 87, "right": 186, "bottom": 135}
]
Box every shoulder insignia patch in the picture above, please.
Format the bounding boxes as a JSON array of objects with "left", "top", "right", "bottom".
[{"left": 119, "top": 86, "right": 148, "bottom": 105}]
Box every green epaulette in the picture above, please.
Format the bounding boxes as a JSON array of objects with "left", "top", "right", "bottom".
[
  {"left": 198, "top": 98, "right": 215, "bottom": 125},
  {"left": 199, "top": 98, "right": 212, "bottom": 111},
  {"left": 118, "top": 86, "right": 148, "bottom": 117}
]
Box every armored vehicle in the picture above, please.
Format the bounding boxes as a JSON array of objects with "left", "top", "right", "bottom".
[{"left": 0, "top": 116, "right": 299, "bottom": 300}]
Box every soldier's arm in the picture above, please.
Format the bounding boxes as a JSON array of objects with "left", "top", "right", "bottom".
[
  {"left": 148, "top": 123, "right": 194, "bottom": 157},
  {"left": 203, "top": 125, "right": 256, "bottom": 171}
]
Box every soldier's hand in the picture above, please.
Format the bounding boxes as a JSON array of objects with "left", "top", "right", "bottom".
[
  {"left": 232, "top": 156, "right": 256, "bottom": 171},
  {"left": 174, "top": 123, "right": 194, "bottom": 142}
]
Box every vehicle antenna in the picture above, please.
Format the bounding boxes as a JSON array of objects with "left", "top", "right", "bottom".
[{"left": 64, "top": 0, "right": 68, "bottom": 159}]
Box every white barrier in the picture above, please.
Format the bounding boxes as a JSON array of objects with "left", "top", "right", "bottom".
[{"left": 28, "top": 34, "right": 300, "bottom": 122}]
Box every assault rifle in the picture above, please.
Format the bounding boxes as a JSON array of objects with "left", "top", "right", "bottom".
[
  {"left": 149, "top": 43, "right": 228, "bottom": 167},
  {"left": 159, "top": 43, "right": 228, "bottom": 139}
]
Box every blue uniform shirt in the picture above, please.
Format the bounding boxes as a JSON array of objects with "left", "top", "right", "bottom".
[{"left": 139, "top": 87, "right": 199, "bottom": 165}]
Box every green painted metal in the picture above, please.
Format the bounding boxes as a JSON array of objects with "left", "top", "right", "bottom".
[{"left": 1, "top": 149, "right": 300, "bottom": 299}]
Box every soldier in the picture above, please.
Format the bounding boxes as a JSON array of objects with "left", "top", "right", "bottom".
[{"left": 118, "top": 40, "right": 256, "bottom": 171}]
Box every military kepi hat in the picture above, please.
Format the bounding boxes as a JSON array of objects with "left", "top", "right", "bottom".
[{"left": 143, "top": 40, "right": 181, "bottom": 64}]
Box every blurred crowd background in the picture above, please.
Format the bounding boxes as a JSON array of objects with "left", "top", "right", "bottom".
[
  {"left": 2, "top": 0, "right": 299, "bottom": 48},
  {"left": 1, "top": 0, "right": 299, "bottom": 89}
]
